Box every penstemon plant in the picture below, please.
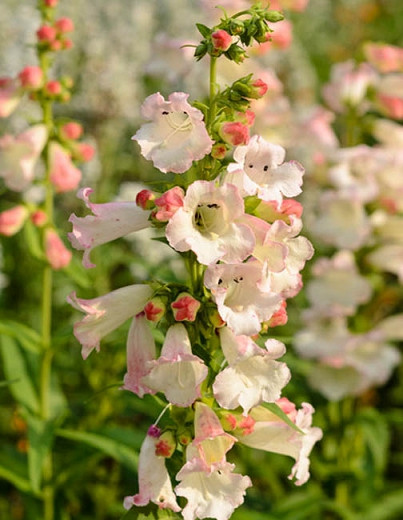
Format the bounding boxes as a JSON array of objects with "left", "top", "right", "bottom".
[{"left": 68, "top": 3, "right": 322, "bottom": 519}]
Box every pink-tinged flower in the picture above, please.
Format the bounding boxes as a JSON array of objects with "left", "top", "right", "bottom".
[
  {"left": 211, "top": 29, "right": 233, "bottom": 51},
  {"left": 153, "top": 186, "right": 184, "bottom": 221},
  {"left": 251, "top": 78, "right": 268, "bottom": 98},
  {"left": 0, "top": 124, "right": 47, "bottom": 191},
  {"left": 235, "top": 109, "right": 255, "bottom": 127},
  {"left": 144, "top": 297, "right": 166, "bottom": 322},
  {"left": 68, "top": 187, "right": 151, "bottom": 268},
  {"left": 239, "top": 401, "right": 322, "bottom": 486},
  {"left": 306, "top": 251, "right": 372, "bottom": 318},
  {"left": 322, "top": 60, "right": 378, "bottom": 113},
  {"left": 270, "top": 0, "right": 309, "bottom": 12},
  {"left": 124, "top": 431, "right": 181, "bottom": 513},
  {"left": 0, "top": 77, "right": 21, "bottom": 117},
  {"left": 18, "top": 66, "right": 43, "bottom": 89},
  {"left": 372, "top": 119, "right": 403, "bottom": 148},
  {"left": 367, "top": 244, "right": 403, "bottom": 282},
  {"left": 166, "top": 180, "right": 255, "bottom": 265},
  {"left": 141, "top": 324, "right": 208, "bottom": 407},
  {"left": 264, "top": 300, "right": 288, "bottom": 328},
  {"left": 48, "top": 142, "right": 81, "bottom": 193},
  {"left": 219, "top": 121, "right": 250, "bottom": 146},
  {"left": 0, "top": 205, "right": 28, "bottom": 236},
  {"left": 36, "top": 24, "right": 57, "bottom": 43},
  {"left": 60, "top": 121, "right": 83, "bottom": 140},
  {"left": 376, "top": 313, "right": 403, "bottom": 341},
  {"left": 375, "top": 73, "right": 403, "bottom": 119},
  {"left": 171, "top": 293, "right": 201, "bottom": 322},
  {"left": 45, "top": 229, "right": 72, "bottom": 269},
  {"left": 175, "top": 457, "right": 251, "bottom": 520},
  {"left": 213, "top": 327, "right": 291, "bottom": 414},
  {"left": 225, "top": 135, "right": 304, "bottom": 204},
  {"left": 67, "top": 284, "right": 152, "bottom": 359},
  {"left": 136, "top": 189, "right": 155, "bottom": 210},
  {"left": 132, "top": 92, "right": 213, "bottom": 174},
  {"left": 364, "top": 43, "right": 403, "bottom": 74},
  {"left": 191, "top": 403, "right": 237, "bottom": 466},
  {"left": 269, "top": 19, "right": 293, "bottom": 49},
  {"left": 55, "top": 17, "right": 74, "bottom": 33},
  {"left": 204, "top": 261, "right": 282, "bottom": 336},
  {"left": 122, "top": 314, "right": 156, "bottom": 398}
]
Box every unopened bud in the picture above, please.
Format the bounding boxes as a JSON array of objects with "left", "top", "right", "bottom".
[
  {"left": 211, "top": 29, "right": 232, "bottom": 52},
  {"left": 154, "top": 186, "right": 184, "bottom": 221},
  {"left": 30, "top": 210, "right": 47, "bottom": 227},
  {"left": 171, "top": 292, "right": 201, "bottom": 322},
  {"left": 211, "top": 143, "right": 228, "bottom": 160},
  {"left": 61, "top": 121, "right": 83, "bottom": 140},
  {"left": 18, "top": 66, "right": 43, "bottom": 89},
  {"left": 219, "top": 121, "right": 250, "bottom": 146},
  {"left": 155, "top": 431, "right": 176, "bottom": 458},
  {"left": 37, "top": 25, "right": 57, "bottom": 43},
  {"left": 136, "top": 189, "right": 155, "bottom": 210},
  {"left": 45, "top": 80, "right": 62, "bottom": 96},
  {"left": 144, "top": 297, "right": 166, "bottom": 323},
  {"left": 55, "top": 17, "right": 74, "bottom": 33}
]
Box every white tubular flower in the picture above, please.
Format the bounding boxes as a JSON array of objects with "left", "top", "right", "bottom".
[
  {"left": 67, "top": 284, "right": 152, "bottom": 359},
  {"left": 224, "top": 135, "right": 304, "bottom": 204},
  {"left": 213, "top": 327, "right": 291, "bottom": 415},
  {"left": 132, "top": 92, "right": 213, "bottom": 174},
  {"left": 141, "top": 324, "right": 208, "bottom": 407},
  {"left": 166, "top": 180, "right": 255, "bottom": 265}
]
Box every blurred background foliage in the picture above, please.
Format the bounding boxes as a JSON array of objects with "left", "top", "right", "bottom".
[{"left": 1, "top": 0, "right": 402, "bottom": 519}]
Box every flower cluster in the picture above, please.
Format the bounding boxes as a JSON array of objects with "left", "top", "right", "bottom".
[
  {"left": 68, "top": 5, "right": 321, "bottom": 519},
  {"left": 0, "top": 0, "right": 94, "bottom": 269}
]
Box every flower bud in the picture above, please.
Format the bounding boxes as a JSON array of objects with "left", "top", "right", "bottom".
[
  {"left": 155, "top": 431, "right": 176, "bottom": 458},
  {"left": 136, "top": 189, "right": 155, "bottom": 210},
  {"left": 18, "top": 66, "right": 43, "bottom": 89},
  {"left": 45, "top": 229, "right": 72, "bottom": 270},
  {"left": 0, "top": 205, "right": 28, "bottom": 236},
  {"left": 49, "top": 39, "right": 63, "bottom": 51},
  {"left": 144, "top": 297, "right": 166, "bottom": 323},
  {"left": 44, "top": 80, "right": 62, "bottom": 96},
  {"left": 37, "top": 24, "right": 57, "bottom": 43},
  {"left": 211, "top": 143, "right": 228, "bottom": 160},
  {"left": 251, "top": 78, "right": 268, "bottom": 98},
  {"left": 235, "top": 109, "right": 255, "bottom": 127},
  {"left": 171, "top": 292, "right": 201, "bottom": 322},
  {"left": 211, "top": 29, "right": 232, "bottom": 52},
  {"left": 75, "top": 142, "right": 95, "bottom": 162},
  {"left": 44, "top": 0, "right": 58, "bottom": 6},
  {"left": 147, "top": 424, "right": 161, "bottom": 438},
  {"left": 153, "top": 186, "right": 184, "bottom": 221},
  {"left": 60, "top": 121, "right": 83, "bottom": 140},
  {"left": 178, "top": 430, "right": 192, "bottom": 446},
  {"left": 30, "top": 210, "right": 47, "bottom": 227},
  {"left": 55, "top": 17, "right": 74, "bottom": 33},
  {"left": 219, "top": 121, "right": 250, "bottom": 146},
  {"left": 229, "top": 19, "right": 244, "bottom": 35},
  {"left": 62, "top": 38, "right": 74, "bottom": 50},
  {"left": 208, "top": 308, "right": 226, "bottom": 328},
  {"left": 264, "top": 10, "right": 284, "bottom": 22}
]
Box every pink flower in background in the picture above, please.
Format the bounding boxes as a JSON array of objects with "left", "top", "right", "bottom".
[
  {"left": 123, "top": 313, "right": 156, "bottom": 398},
  {"left": 69, "top": 187, "right": 151, "bottom": 268},
  {"left": 141, "top": 324, "right": 208, "bottom": 407},
  {"left": 0, "top": 205, "right": 28, "bottom": 236},
  {"left": 45, "top": 229, "right": 72, "bottom": 269},
  {"left": 124, "top": 431, "right": 181, "bottom": 512},
  {"left": 225, "top": 135, "right": 304, "bottom": 204},
  {"left": 67, "top": 284, "right": 152, "bottom": 359},
  {"left": 132, "top": 92, "right": 213, "bottom": 173},
  {"left": 364, "top": 43, "right": 403, "bottom": 73},
  {"left": 0, "top": 125, "right": 47, "bottom": 191},
  {"left": 375, "top": 73, "right": 403, "bottom": 119},
  {"left": 18, "top": 66, "right": 43, "bottom": 89},
  {"left": 166, "top": 180, "right": 255, "bottom": 265},
  {"left": 213, "top": 327, "right": 291, "bottom": 414},
  {"left": 49, "top": 142, "right": 81, "bottom": 192},
  {"left": 0, "top": 77, "right": 21, "bottom": 117}
]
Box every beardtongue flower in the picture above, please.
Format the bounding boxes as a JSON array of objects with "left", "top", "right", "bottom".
[
  {"left": 48, "top": 141, "right": 81, "bottom": 192},
  {"left": 67, "top": 284, "right": 152, "bottom": 359},
  {"left": 225, "top": 135, "right": 304, "bottom": 204},
  {"left": 213, "top": 327, "right": 291, "bottom": 414},
  {"left": 132, "top": 91, "right": 213, "bottom": 173},
  {"left": 166, "top": 180, "right": 255, "bottom": 265},
  {"left": 0, "top": 124, "right": 47, "bottom": 191},
  {"left": 0, "top": 77, "right": 21, "bottom": 118},
  {"left": 68, "top": 187, "right": 151, "bottom": 268},
  {"left": 0, "top": 205, "right": 28, "bottom": 236}
]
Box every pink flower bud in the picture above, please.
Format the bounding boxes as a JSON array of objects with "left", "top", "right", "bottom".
[
  {"left": 219, "top": 121, "right": 250, "bottom": 146},
  {"left": 144, "top": 297, "right": 166, "bottom": 322},
  {"left": 265, "top": 300, "right": 288, "bottom": 328},
  {"left": 251, "top": 78, "right": 268, "bottom": 98},
  {"left": 0, "top": 205, "right": 28, "bottom": 236},
  {"left": 55, "top": 17, "right": 74, "bottom": 33},
  {"left": 60, "top": 122, "right": 83, "bottom": 140},
  {"left": 62, "top": 39, "right": 73, "bottom": 50},
  {"left": 155, "top": 431, "right": 176, "bottom": 458},
  {"left": 235, "top": 109, "right": 255, "bottom": 127},
  {"left": 153, "top": 186, "right": 184, "bottom": 221},
  {"left": 75, "top": 142, "right": 95, "bottom": 162},
  {"left": 171, "top": 292, "right": 201, "bottom": 322},
  {"left": 49, "top": 142, "right": 81, "bottom": 193},
  {"left": 45, "top": 229, "right": 72, "bottom": 269},
  {"left": 211, "top": 29, "right": 232, "bottom": 51},
  {"left": 45, "top": 80, "right": 62, "bottom": 96},
  {"left": 211, "top": 143, "right": 228, "bottom": 160},
  {"left": 18, "top": 66, "right": 43, "bottom": 89},
  {"left": 238, "top": 416, "right": 255, "bottom": 436},
  {"left": 36, "top": 25, "right": 57, "bottom": 42},
  {"left": 30, "top": 210, "right": 47, "bottom": 227},
  {"left": 44, "top": 0, "right": 58, "bottom": 6},
  {"left": 49, "top": 39, "right": 62, "bottom": 51},
  {"left": 136, "top": 189, "right": 155, "bottom": 210},
  {"left": 276, "top": 397, "right": 297, "bottom": 422}
]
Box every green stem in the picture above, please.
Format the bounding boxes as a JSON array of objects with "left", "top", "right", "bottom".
[{"left": 208, "top": 56, "right": 217, "bottom": 132}]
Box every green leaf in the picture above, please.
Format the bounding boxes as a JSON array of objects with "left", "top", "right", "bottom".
[
  {"left": 0, "top": 336, "right": 40, "bottom": 414},
  {"left": 22, "top": 411, "right": 56, "bottom": 494},
  {"left": 56, "top": 428, "right": 139, "bottom": 471},
  {"left": 261, "top": 402, "right": 304, "bottom": 434},
  {"left": 0, "top": 319, "right": 42, "bottom": 353},
  {"left": 195, "top": 23, "right": 211, "bottom": 38},
  {"left": 0, "top": 446, "right": 34, "bottom": 495},
  {"left": 23, "top": 218, "right": 44, "bottom": 260},
  {"left": 63, "top": 255, "right": 92, "bottom": 288},
  {"left": 362, "top": 489, "right": 403, "bottom": 520}
]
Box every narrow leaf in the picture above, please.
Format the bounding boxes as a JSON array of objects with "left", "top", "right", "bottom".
[
  {"left": 261, "top": 402, "right": 304, "bottom": 434},
  {"left": 0, "top": 320, "right": 42, "bottom": 353},
  {"left": 195, "top": 23, "right": 211, "bottom": 38},
  {"left": 0, "top": 446, "right": 34, "bottom": 495}
]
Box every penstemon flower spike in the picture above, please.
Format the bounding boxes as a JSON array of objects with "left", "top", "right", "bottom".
[{"left": 68, "top": 4, "right": 322, "bottom": 519}]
